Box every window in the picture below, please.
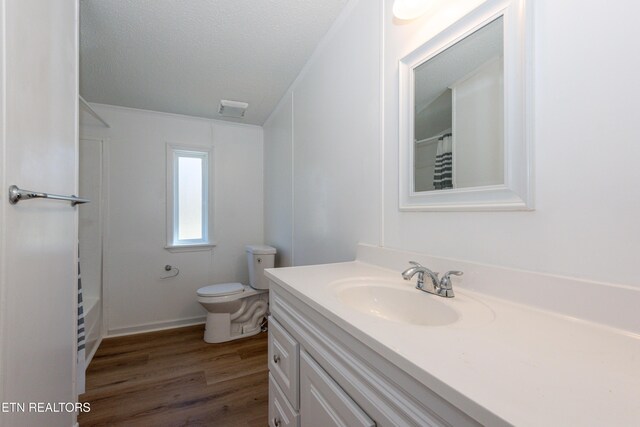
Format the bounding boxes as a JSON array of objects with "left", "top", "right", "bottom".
[{"left": 166, "top": 144, "right": 214, "bottom": 249}]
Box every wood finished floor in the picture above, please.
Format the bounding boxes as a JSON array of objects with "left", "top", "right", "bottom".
[{"left": 79, "top": 324, "right": 268, "bottom": 426}]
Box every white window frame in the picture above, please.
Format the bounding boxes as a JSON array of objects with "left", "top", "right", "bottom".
[{"left": 166, "top": 143, "right": 215, "bottom": 251}]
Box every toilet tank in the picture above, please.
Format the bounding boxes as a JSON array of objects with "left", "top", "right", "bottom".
[{"left": 246, "top": 245, "right": 276, "bottom": 290}]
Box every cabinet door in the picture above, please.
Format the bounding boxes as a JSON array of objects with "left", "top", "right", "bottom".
[
  {"left": 270, "top": 373, "right": 300, "bottom": 427},
  {"left": 269, "top": 317, "right": 300, "bottom": 409},
  {"left": 300, "top": 351, "right": 375, "bottom": 427}
]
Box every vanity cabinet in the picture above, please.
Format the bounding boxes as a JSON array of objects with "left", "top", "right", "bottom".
[
  {"left": 268, "top": 316, "right": 374, "bottom": 427},
  {"left": 269, "top": 373, "right": 299, "bottom": 427},
  {"left": 268, "top": 285, "right": 482, "bottom": 427},
  {"left": 300, "top": 350, "right": 375, "bottom": 427},
  {"left": 268, "top": 318, "right": 299, "bottom": 409}
]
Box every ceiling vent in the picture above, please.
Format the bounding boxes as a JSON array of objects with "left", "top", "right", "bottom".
[{"left": 218, "top": 100, "right": 248, "bottom": 118}]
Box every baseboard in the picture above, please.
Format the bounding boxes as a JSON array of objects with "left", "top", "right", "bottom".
[
  {"left": 85, "top": 335, "right": 103, "bottom": 366},
  {"left": 107, "top": 316, "right": 206, "bottom": 338}
]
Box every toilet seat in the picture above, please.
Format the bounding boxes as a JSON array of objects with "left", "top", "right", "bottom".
[{"left": 197, "top": 282, "right": 245, "bottom": 297}]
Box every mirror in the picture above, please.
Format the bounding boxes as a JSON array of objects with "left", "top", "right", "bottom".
[
  {"left": 399, "top": 0, "right": 532, "bottom": 211},
  {"left": 414, "top": 17, "right": 503, "bottom": 192}
]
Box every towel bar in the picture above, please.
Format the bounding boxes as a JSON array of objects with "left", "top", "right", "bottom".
[{"left": 8, "top": 185, "right": 90, "bottom": 206}]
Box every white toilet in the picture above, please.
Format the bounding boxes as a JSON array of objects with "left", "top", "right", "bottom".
[{"left": 197, "top": 245, "right": 276, "bottom": 343}]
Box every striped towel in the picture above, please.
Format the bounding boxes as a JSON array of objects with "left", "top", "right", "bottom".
[
  {"left": 77, "top": 244, "right": 86, "bottom": 394},
  {"left": 433, "top": 135, "right": 453, "bottom": 190}
]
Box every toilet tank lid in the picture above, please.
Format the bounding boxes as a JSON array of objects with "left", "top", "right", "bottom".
[
  {"left": 197, "top": 283, "right": 244, "bottom": 297},
  {"left": 245, "top": 244, "right": 276, "bottom": 255}
]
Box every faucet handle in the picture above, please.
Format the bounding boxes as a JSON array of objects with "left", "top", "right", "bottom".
[{"left": 440, "top": 271, "right": 463, "bottom": 288}]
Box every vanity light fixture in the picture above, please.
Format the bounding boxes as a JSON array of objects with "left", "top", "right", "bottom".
[
  {"left": 218, "top": 99, "right": 248, "bottom": 118},
  {"left": 392, "top": 0, "right": 432, "bottom": 20}
]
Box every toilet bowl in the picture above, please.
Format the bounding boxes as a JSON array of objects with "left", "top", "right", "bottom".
[{"left": 197, "top": 245, "right": 276, "bottom": 343}]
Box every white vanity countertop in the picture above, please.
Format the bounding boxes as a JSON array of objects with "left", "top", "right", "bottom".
[{"left": 265, "top": 261, "right": 640, "bottom": 427}]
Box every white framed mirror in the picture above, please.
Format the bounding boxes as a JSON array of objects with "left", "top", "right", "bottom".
[{"left": 399, "top": 0, "right": 533, "bottom": 211}]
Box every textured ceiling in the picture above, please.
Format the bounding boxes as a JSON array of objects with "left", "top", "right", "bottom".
[{"left": 80, "top": 0, "right": 348, "bottom": 125}]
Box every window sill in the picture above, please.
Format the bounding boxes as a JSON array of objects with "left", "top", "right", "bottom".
[{"left": 164, "top": 242, "right": 217, "bottom": 253}]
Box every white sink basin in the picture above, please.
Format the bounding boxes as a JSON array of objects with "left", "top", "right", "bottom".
[{"left": 330, "top": 278, "right": 494, "bottom": 327}]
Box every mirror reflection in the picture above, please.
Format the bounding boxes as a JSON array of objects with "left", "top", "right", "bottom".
[{"left": 413, "top": 17, "right": 504, "bottom": 192}]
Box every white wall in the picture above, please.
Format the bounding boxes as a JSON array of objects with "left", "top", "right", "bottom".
[
  {"left": 265, "top": 0, "right": 640, "bottom": 290},
  {"left": 385, "top": 0, "right": 640, "bottom": 287},
  {"left": 414, "top": 89, "right": 452, "bottom": 142},
  {"left": 414, "top": 89, "right": 452, "bottom": 191},
  {"left": 264, "top": 0, "right": 381, "bottom": 266},
  {"left": 414, "top": 142, "right": 438, "bottom": 191},
  {"left": 81, "top": 105, "right": 264, "bottom": 335},
  {"left": 264, "top": 93, "right": 294, "bottom": 267},
  {"left": 0, "top": 0, "right": 78, "bottom": 425},
  {"left": 454, "top": 57, "right": 503, "bottom": 188}
]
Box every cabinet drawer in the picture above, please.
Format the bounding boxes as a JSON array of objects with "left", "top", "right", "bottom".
[
  {"left": 269, "top": 316, "right": 300, "bottom": 409},
  {"left": 300, "top": 350, "right": 375, "bottom": 427},
  {"left": 270, "top": 373, "right": 300, "bottom": 427}
]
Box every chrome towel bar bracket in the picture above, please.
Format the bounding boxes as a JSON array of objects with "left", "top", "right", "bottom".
[{"left": 8, "top": 185, "right": 90, "bottom": 206}]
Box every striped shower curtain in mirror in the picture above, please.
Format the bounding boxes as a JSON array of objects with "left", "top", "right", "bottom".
[
  {"left": 433, "top": 135, "right": 453, "bottom": 190},
  {"left": 77, "top": 244, "right": 86, "bottom": 394}
]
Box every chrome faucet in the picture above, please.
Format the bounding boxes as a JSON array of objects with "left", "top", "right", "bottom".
[{"left": 401, "top": 261, "right": 462, "bottom": 298}]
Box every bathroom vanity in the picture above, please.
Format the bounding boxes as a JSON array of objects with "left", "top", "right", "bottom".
[
  {"left": 266, "top": 280, "right": 481, "bottom": 426},
  {"left": 265, "top": 245, "right": 640, "bottom": 427}
]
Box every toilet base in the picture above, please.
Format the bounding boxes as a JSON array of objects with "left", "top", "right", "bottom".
[
  {"left": 204, "top": 315, "right": 262, "bottom": 343},
  {"left": 202, "top": 293, "right": 268, "bottom": 343}
]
